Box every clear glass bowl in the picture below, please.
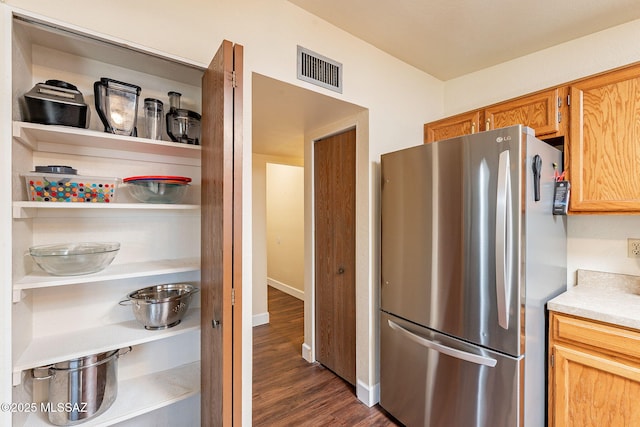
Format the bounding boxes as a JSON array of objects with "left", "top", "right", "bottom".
[
  {"left": 29, "top": 242, "right": 120, "bottom": 276},
  {"left": 125, "top": 181, "right": 189, "bottom": 204}
]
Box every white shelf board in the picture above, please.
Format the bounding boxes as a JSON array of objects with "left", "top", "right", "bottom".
[
  {"left": 23, "top": 361, "right": 200, "bottom": 427},
  {"left": 13, "top": 121, "right": 201, "bottom": 166},
  {"left": 13, "top": 308, "right": 201, "bottom": 384},
  {"left": 13, "top": 258, "right": 200, "bottom": 294},
  {"left": 13, "top": 201, "right": 200, "bottom": 219},
  {"left": 14, "top": 12, "right": 206, "bottom": 85}
]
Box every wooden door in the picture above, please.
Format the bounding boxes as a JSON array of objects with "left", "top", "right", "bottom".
[
  {"left": 201, "top": 39, "right": 243, "bottom": 426},
  {"left": 568, "top": 64, "right": 640, "bottom": 212},
  {"left": 484, "top": 88, "right": 562, "bottom": 137},
  {"left": 314, "top": 128, "right": 356, "bottom": 385},
  {"left": 424, "top": 110, "right": 481, "bottom": 143}
]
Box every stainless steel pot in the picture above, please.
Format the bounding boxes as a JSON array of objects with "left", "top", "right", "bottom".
[
  {"left": 32, "top": 347, "right": 130, "bottom": 426},
  {"left": 120, "top": 283, "right": 198, "bottom": 330}
]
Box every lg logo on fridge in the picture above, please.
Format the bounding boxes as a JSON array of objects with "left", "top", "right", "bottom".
[{"left": 496, "top": 135, "right": 512, "bottom": 143}]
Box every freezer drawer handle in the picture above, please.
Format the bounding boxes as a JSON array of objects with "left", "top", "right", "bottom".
[
  {"left": 388, "top": 320, "right": 497, "bottom": 367},
  {"left": 495, "top": 149, "right": 513, "bottom": 330}
]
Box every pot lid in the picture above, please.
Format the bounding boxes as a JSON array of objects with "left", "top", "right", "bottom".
[
  {"left": 34, "top": 165, "right": 78, "bottom": 175},
  {"left": 44, "top": 80, "right": 79, "bottom": 91}
]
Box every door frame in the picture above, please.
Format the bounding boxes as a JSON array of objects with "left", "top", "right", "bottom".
[{"left": 303, "top": 110, "right": 376, "bottom": 405}]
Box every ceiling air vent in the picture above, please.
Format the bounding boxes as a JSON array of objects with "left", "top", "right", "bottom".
[{"left": 297, "top": 46, "right": 343, "bottom": 93}]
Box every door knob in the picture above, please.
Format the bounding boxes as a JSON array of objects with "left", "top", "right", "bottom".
[{"left": 337, "top": 267, "right": 345, "bottom": 274}]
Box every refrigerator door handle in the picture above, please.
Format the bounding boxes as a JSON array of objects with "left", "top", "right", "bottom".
[
  {"left": 495, "top": 149, "right": 513, "bottom": 330},
  {"left": 388, "top": 320, "right": 497, "bottom": 367}
]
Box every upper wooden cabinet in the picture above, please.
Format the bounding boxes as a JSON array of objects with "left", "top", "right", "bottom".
[
  {"left": 424, "top": 88, "right": 566, "bottom": 143},
  {"left": 423, "top": 110, "right": 480, "bottom": 143},
  {"left": 424, "top": 62, "right": 640, "bottom": 214},
  {"left": 568, "top": 64, "right": 640, "bottom": 212},
  {"left": 485, "top": 88, "right": 566, "bottom": 137}
]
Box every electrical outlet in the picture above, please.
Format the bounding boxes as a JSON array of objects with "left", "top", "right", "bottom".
[{"left": 628, "top": 238, "right": 640, "bottom": 257}]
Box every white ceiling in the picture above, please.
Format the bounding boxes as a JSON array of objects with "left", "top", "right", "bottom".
[
  {"left": 287, "top": 0, "right": 640, "bottom": 80},
  {"left": 253, "top": 1, "right": 640, "bottom": 158}
]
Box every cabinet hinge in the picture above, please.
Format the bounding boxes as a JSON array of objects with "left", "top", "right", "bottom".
[
  {"left": 550, "top": 353, "right": 555, "bottom": 368},
  {"left": 231, "top": 288, "right": 236, "bottom": 306},
  {"left": 232, "top": 71, "right": 237, "bottom": 88},
  {"left": 558, "top": 112, "right": 561, "bottom": 123}
]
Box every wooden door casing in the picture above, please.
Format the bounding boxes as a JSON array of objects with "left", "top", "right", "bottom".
[
  {"left": 314, "top": 128, "right": 356, "bottom": 385},
  {"left": 201, "top": 39, "right": 243, "bottom": 427}
]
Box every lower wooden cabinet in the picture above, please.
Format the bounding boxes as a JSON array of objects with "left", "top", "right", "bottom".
[{"left": 549, "top": 312, "right": 640, "bottom": 426}]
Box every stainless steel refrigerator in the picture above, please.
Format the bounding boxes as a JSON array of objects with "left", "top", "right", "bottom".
[{"left": 379, "top": 125, "right": 566, "bottom": 427}]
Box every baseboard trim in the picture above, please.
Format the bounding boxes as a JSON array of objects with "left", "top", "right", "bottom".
[
  {"left": 267, "top": 277, "right": 304, "bottom": 300},
  {"left": 252, "top": 312, "right": 269, "bottom": 327},
  {"left": 356, "top": 380, "right": 380, "bottom": 407},
  {"left": 301, "top": 343, "right": 313, "bottom": 363}
]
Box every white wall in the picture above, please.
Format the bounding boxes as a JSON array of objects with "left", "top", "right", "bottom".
[
  {"left": 444, "top": 19, "right": 640, "bottom": 116},
  {"left": 4, "top": 1, "right": 443, "bottom": 422},
  {"left": 443, "top": 18, "right": 640, "bottom": 286},
  {"left": 567, "top": 216, "right": 640, "bottom": 286},
  {"left": 252, "top": 154, "right": 304, "bottom": 328},
  {"left": 266, "top": 163, "right": 305, "bottom": 294}
]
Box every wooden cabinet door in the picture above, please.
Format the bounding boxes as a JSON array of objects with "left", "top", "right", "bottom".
[
  {"left": 201, "top": 39, "right": 243, "bottom": 427},
  {"left": 484, "top": 88, "right": 562, "bottom": 137},
  {"left": 549, "top": 313, "right": 640, "bottom": 427},
  {"left": 568, "top": 65, "right": 640, "bottom": 212},
  {"left": 551, "top": 344, "right": 640, "bottom": 427},
  {"left": 424, "top": 110, "right": 481, "bottom": 143},
  {"left": 314, "top": 128, "right": 356, "bottom": 385}
]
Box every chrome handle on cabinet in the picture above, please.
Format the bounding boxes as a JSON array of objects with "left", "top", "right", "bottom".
[
  {"left": 495, "top": 149, "right": 513, "bottom": 330},
  {"left": 388, "top": 320, "right": 497, "bottom": 367}
]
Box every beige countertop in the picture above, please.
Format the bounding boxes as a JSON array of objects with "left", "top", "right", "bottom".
[{"left": 547, "top": 269, "right": 640, "bottom": 330}]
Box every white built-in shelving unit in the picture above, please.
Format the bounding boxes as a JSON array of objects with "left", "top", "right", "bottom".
[{"left": 5, "top": 9, "right": 207, "bottom": 426}]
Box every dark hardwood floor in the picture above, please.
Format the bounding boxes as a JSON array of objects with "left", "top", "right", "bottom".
[{"left": 253, "top": 286, "right": 400, "bottom": 426}]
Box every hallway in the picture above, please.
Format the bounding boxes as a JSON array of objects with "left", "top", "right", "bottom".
[{"left": 252, "top": 286, "right": 399, "bottom": 426}]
